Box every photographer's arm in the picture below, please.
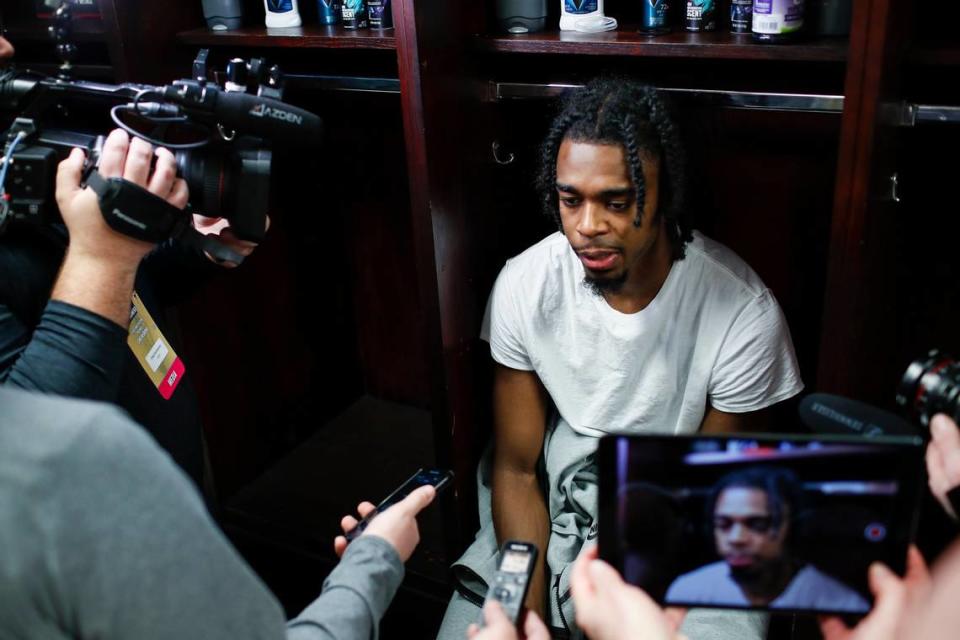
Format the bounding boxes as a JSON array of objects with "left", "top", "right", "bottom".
[
  {"left": 285, "top": 487, "right": 436, "bottom": 640},
  {"left": 491, "top": 363, "right": 551, "bottom": 619},
  {"left": 0, "top": 131, "right": 187, "bottom": 399}
]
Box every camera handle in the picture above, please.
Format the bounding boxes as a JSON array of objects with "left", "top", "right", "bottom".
[
  {"left": 179, "top": 226, "right": 247, "bottom": 265},
  {"left": 84, "top": 171, "right": 247, "bottom": 265},
  {"left": 84, "top": 171, "right": 190, "bottom": 243}
]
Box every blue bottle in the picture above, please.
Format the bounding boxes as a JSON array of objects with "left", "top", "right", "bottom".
[
  {"left": 317, "top": 0, "right": 340, "bottom": 25},
  {"left": 639, "top": 0, "right": 670, "bottom": 34}
]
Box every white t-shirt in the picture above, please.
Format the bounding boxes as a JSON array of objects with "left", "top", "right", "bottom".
[
  {"left": 665, "top": 561, "right": 870, "bottom": 612},
  {"left": 481, "top": 231, "right": 803, "bottom": 437}
]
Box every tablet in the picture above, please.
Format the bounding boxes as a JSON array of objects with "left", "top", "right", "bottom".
[{"left": 597, "top": 433, "right": 924, "bottom": 615}]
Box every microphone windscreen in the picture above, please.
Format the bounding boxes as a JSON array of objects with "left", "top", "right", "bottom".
[{"left": 799, "top": 393, "right": 920, "bottom": 438}]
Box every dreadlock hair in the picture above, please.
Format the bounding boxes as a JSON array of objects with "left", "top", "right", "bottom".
[{"left": 536, "top": 77, "right": 693, "bottom": 261}]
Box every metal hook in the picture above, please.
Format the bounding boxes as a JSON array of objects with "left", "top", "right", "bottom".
[
  {"left": 492, "top": 140, "right": 515, "bottom": 165},
  {"left": 217, "top": 123, "right": 236, "bottom": 142}
]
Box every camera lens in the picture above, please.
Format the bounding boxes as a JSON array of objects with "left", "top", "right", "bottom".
[
  {"left": 896, "top": 350, "right": 960, "bottom": 427},
  {"left": 176, "top": 150, "right": 233, "bottom": 218}
]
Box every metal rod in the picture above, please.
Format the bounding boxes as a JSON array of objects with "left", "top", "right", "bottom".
[
  {"left": 493, "top": 81, "right": 845, "bottom": 113},
  {"left": 913, "top": 105, "right": 960, "bottom": 125},
  {"left": 284, "top": 74, "right": 400, "bottom": 94}
]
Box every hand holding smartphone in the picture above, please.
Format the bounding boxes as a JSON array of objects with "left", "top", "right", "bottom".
[
  {"left": 598, "top": 434, "right": 924, "bottom": 616},
  {"left": 336, "top": 468, "right": 453, "bottom": 561}
]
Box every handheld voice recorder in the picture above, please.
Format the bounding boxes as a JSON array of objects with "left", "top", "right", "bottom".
[{"left": 482, "top": 540, "right": 539, "bottom": 626}]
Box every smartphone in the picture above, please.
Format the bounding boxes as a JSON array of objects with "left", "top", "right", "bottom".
[
  {"left": 481, "top": 540, "right": 539, "bottom": 626},
  {"left": 598, "top": 433, "right": 924, "bottom": 616},
  {"left": 343, "top": 467, "right": 453, "bottom": 542}
]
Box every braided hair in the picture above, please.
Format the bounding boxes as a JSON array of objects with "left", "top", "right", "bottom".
[
  {"left": 706, "top": 466, "right": 804, "bottom": 543},
  {"left": 536, "top": 77, "right": 693, "bottom": 260}
]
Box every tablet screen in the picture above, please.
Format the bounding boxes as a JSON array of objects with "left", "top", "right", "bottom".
[{"left": 598, "top": 434, "right": 924, "bottom": 615}]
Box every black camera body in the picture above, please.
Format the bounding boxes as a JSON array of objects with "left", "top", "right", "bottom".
[{"left": 0, "top": 53, "right": 322, "bottom": 246}]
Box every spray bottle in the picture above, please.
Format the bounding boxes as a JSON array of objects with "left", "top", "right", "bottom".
[{"left": 264, "top": 0, "right": 302, "bottom": 27}]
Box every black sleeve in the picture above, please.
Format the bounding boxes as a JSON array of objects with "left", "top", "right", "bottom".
[
  {"left": 0, "top": 300, "right": 126, "bottom": 402},
  {"left": 139, "top": 237, "right": 221, "bottom": 308}
]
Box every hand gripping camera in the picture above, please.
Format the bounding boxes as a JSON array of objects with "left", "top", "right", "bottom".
[{"left": 0, "top": 5, "right": 321, "bottom": 263}]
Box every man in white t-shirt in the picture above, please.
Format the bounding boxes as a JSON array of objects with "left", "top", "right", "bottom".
[
  {"left": 437, "top": 77, "right": 803, "bottom": 639},
  {"left": 666, "top": 467, "right": 868, "bottom": 613}
]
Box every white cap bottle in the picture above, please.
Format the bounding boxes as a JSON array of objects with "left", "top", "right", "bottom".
[
  {"left": 560, "top": 0, "right": 615, "bottom": 32},
  {"left": 264, "top": 0, "right": 302, "bottom": 27}
]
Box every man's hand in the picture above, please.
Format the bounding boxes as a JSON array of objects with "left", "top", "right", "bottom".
[
  {"left": 570, "top": 546, "right": 686, "bottom": 640},
  {"left": 57, "top": 129, "right": 188, "bottom": 270},
  {"left": 193, "top": 214, "right": 270, "bottom": 268},
  {"left": 927, "top": 414, "right": 960, "bottom": 519},
  {"left": 332, "top": 485, "right": 435, "bottom": 563},
  {"left": 0, "top": 35, "right": 14, "bottom": 59},
  {"left": 52, "top": 129, "right": 188, "bottom": 327},
  {"left": 819, "top": 546, "right": 930, "bottom": 640},
  {"left": 466, "top": 601, "right": 550, "bottom": 640}
]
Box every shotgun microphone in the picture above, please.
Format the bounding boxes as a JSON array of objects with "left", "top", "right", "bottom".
[
  {"left": 798, "top": 393, "right": 920, "bottom": 438},
  {"left": 161, "top": 83, "right": 323, "bottom": 146}
]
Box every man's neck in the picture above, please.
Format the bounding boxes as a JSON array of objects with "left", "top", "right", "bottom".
[
  {"left": 602, "top": 223, "right": 673, "bottom": 314},
  {"left": 734, "top": 561, "right": 799, "bottom": 606}
]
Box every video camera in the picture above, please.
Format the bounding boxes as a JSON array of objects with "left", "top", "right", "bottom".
[{"left": 0, "top": 4, "right": 322, "bottom": 261}]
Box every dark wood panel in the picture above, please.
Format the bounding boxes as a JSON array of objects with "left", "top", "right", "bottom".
[
  {"left": 475, "top": 29, "right": 848, "bottom": 61},
  {"left": 816, "top": 0, "right": 912, "bottom": 404},
  {"left": 394, "top": 0, "right": 486, "bottom": 545},
  {"left": 101, "top": 0, "right": 204, "bottom": 82},
  {"left": 178, "top": 25, "right": 396, "bottom": 50}
]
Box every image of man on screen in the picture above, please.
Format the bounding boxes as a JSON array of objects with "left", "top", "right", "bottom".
[{"left": 666, "top": 467, "right": 869, "bottom": 612}]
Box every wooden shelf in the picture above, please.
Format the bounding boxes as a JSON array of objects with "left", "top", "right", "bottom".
[
  {"left": 908, "top": 42, "right": 960, "bottom": 66},
  {"left": 177, "top": 25, "right": 396, "bottom": 50},
  {"left": 475, "top": 29, "right": 849, "bottom": 62},
  {"left": 5, "top": 18, "right": 106, "bottom": 43}
]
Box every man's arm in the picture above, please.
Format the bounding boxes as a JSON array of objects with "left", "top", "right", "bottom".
[
  {"left": 700, "top": 405, "right": 770, "bottom": 434},
  {"left": 52, "top": 130, "right": 186, "bottom": 327},
  {"left": 491, "top": 363, "right": 551, "bottom": 618},
  {"left": 0, "top": 130, "right": 188, "bottom": 398},
  {"left": 51, "top": 399, "right": 429, "bottom": 640}
]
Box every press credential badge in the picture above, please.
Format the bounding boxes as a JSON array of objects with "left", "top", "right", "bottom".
[{"left": 128, "top": 292, "right": 185, "bottom": 400}]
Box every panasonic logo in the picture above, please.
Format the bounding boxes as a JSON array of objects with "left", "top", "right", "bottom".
[
  {"left": 250, "top": 103, "right": 303, "bottom": 125},
  {"left": 111, "top": 209, "right": 147, "bottom": 230}
]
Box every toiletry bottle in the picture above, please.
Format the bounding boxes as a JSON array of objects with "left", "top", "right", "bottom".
[{"left": 264, "top": 0, "right": 302, "bottom": 27}]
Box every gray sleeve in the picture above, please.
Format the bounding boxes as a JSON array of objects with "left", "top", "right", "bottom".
[
  {"left": 287, "top": 535, "right": 405, "bottom": 640},
  {"left": 53, "top": 405, "right": 290, "bottom": 640}
]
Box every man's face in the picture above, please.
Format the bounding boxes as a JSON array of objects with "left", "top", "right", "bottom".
[
  {"left": 713, "top": 487, "right": 789, "bottom": 580},
  {"left": 555, "top": 139, "right": 663, "bottom": 294},
  {"left": 0, "top": 36, "right": 13, "bottom": 60}
]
